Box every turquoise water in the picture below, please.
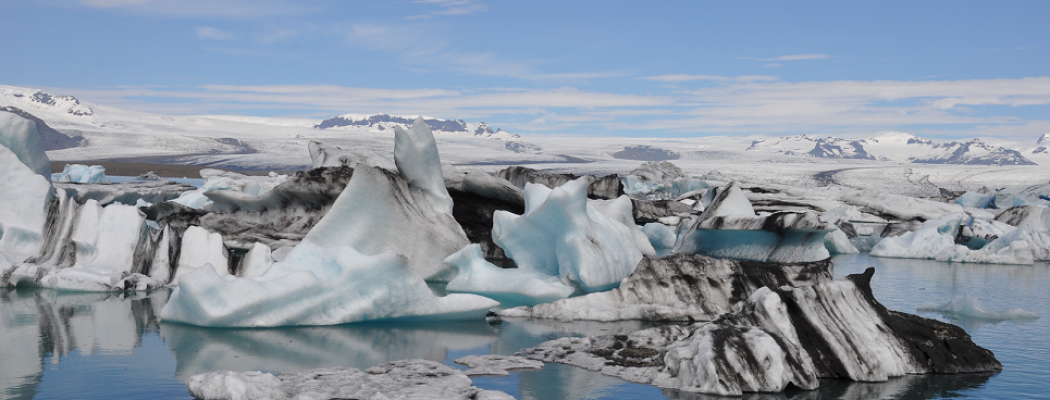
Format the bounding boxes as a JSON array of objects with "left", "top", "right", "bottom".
[{"left": 2, "top": 254, "right": 1045, "bottom": 400}]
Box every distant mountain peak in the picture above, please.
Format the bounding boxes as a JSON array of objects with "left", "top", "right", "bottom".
[{"left": 314, "top": 112, "right": 518, "bottom": 138}]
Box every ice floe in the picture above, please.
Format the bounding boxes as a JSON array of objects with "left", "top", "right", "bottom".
[
  {"left": 453, "top": 354, "right": 544, "bottom": 377},
  {"left": 918, "top": 293, "right": 1039, "bottom": 321},
  {"left": 186, "top": 359, "right": 514, "bottom": 400}
]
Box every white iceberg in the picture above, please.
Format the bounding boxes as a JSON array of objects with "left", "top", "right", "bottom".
[
  {"left": 492, "top": 177, "right": 643, "bottom": 292},
  {"left": 170, "top": 226, "right": 230, "bottom": 285},
  {"left": 871, "top": 212, "right": 1047, "bottom": 264},
  {"left": 56, "top": 164, "right": 108, "bottom": 184},
  {"left": 160, "top": 241, "right": 498, "bottom": 327},
  {"left": 444, "top": 244, "right": 574, "bottom": 307},
  {"left": 918, "top": 293, "right": 1039, "bottom": 321},
  {"left": 0, "top": 112, "right": 53, "bottom": 264},
  {"left": 172, "top": 169, "right": 288, "bottom": 210},
  {"left": 675, "top": 182, "right": 834, "bottom": 263}
]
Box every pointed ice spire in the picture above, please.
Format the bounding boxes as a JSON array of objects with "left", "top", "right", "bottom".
[{"left": 394, "top": 117, "right": 454, "bottom": 214}]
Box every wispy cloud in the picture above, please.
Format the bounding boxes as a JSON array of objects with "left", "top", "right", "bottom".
[
  {"left": 196, "top": 26, "right": 234, "bottom": 40},
  {"left": 757, "top": 53, "right": 830, "bottom": 61},
  {"left": 408, "top": 0, "right": 487, "bottom": 19},
  {"left": 641, "top": 74, "right": 780, "bottom": 82},
  {"left": 341, "top": 22, "right": 619, "bottom": 81},
  {"left": 77, "top": 0, "right": 310, "bottom": 17}
]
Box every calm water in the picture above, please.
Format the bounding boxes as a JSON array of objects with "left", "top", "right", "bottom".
[{"left": 1, "top": 254, "right": 1046, "bottom": 400}]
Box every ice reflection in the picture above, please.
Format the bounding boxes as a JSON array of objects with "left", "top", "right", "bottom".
[
  {"left": 0, "top": 287, "right": 167, "bottom": 400},
  {"left": 160, "top": 320, "right": 500, "bottom": 381}
]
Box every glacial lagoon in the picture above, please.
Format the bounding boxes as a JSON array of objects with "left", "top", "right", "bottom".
[{"left": 1, "top": 254, "right": 1045, "bottom": 400}]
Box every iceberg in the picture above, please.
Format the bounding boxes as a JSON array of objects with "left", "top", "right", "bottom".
[
  {"left": 172, "top": 169, "right": 288, "bottom": 210},
  {"left": 492, "top": 177, "right": 644, "bottom": 292},
  {"left": 56, "top": 164, "right": 107, "bottom": 184},
  {"left": 519, "top": 268, "right": 1001, "bottom": 396},
  {"left": 918, "top": 293, "right": 1039, "bottom": 321},
  {"left": 170, "top": 226, "right": 230, "bottom": 285},
  {"left": 496, "top": 165, "right": 622, "bottom": 200},
  {"left": 674, "top": 182, "right": 834, "bottom": 263},
  {"left": 308, "top": 139, "right": 397, "bottom": 172},
  {"left": 160, "top": 241, "right": 498, "bottom": 327},
  {"left": 394, "top": 118, "right": 454, "bottom": 214},
  {"left": 186, "top": 360, "right": 514, "bottom": 400},
  {"left": 56, "top": 179, "right": 195, "bottom": 207},
  {"left": 444, "top": 244, "right": 574, "bottom": 307},
  {"left": 499, "top": 253, "right": 832, "bottom": 322},
  {"left": 0, "top": 112, "right": 53, "bottom": 264},
  {"left": 871, "top": 212, "right": 1047, "bottom": 264},
  {"left": 622, "top": 161, "right": 710, "bottom": 200}
]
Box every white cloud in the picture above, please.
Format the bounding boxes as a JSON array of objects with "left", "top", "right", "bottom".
[
  {"left": 43, "top": 76, "right": 1050, "bottom": 139},
  {"left": 408, "top": 0, "right": 487, "bottom": 19}
]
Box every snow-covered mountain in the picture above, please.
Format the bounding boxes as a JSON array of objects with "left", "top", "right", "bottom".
[
  {"left": 315, "top": 113, "right": 519, "bottom": 139},
  {"left": 747, "top": 135, "right": 875, "bottom": 160},
  {"left": 747, "top": 132, "right": 1036, "bottom": 165}
]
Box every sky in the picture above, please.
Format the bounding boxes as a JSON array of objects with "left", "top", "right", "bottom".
[{"left": 0, "top": 0, "right": 1048, "bottom": 139}]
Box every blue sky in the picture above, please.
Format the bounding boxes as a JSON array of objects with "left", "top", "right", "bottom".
[{"left": 1, "top": 0, "right": 1048, "bottom": 139}]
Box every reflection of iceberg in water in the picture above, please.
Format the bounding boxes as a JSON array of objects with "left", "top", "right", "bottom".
[
  {"left": 662, "top": 373, "right": 995, "bottom": 400},
  {"left": 160, "top": 320, "right": 501, "bottom": 382},
  {"left": 0, "top": 288, "right": 166, "bottom": 400}
]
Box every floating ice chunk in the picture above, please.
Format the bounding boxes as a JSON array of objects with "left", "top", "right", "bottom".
[
  {"left": 238, "top": 242, "right": 273, "bottom": 278},
  {"left": 186, "top": 360, "right": 514, "bottom": 400},
  {"left": 160, "top": 241, "right": 498, "bottom": 327},
  {"left": 444, "top": 244, "right": 574, "bottom": 307},
  {"left": 172, "top": 169, "right": 287, "bottom": 210},
  {"left": 641, "top": 223, "right": 677, "bottom": 252},
  {"left": 308, "top": 139, "right": 397, "bottom": 172},
  {"left": 519, "top": 269, "right": 1001, "bottom": 396},
  {"left": 0, "top": 111, "right": 50, "bottom": 180},
  {"left": 825, "top": 228, "right": 860, "bottom": 254},
  {"left": 0, "top": 143, "right": 53, "bottom": 263},
  {"left": 499, "top": 253, "right": 832, "bottom": 322},
  {"left": 171, "top": 226, "right": 229, "bottom": 285},
  {"left": 453, "top": 355, "right": 543, "bottom": 377},
  {"left": 304, "top": 165, "right": 469, "bottom": 281},
  {"left": 872, "top": 212, "right": 1042, "bottom": 264},
  {"left": 394, "top": 117, "right": 454, "bottom": 214},
  {"left": 918, "top": 293, "right": 1039, "bottom": 321},
  {"left": 56, "top": 164, "right": 107, "bottom": 184},
  {"left": 589, "top": 195, "right": 657, "bottom": 257},
  {"left": 955, "top": 191, "right": 994, "bottom": 208},
  {"left": 57, "top": 180, "right": 195, "bottom": 207},
  {"left": 492, "top": 177, "right": 643, "bottom": 292},
  {"left": 676, "top": 187, "right": 834, "bottom": 263},
  {"left": 622, "top": 161, "right": 711, "bottom": 200}
]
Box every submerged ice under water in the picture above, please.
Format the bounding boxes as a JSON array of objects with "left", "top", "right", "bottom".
[{"left": 0, "top": 254, "right": 1046, "bottom": 400}]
